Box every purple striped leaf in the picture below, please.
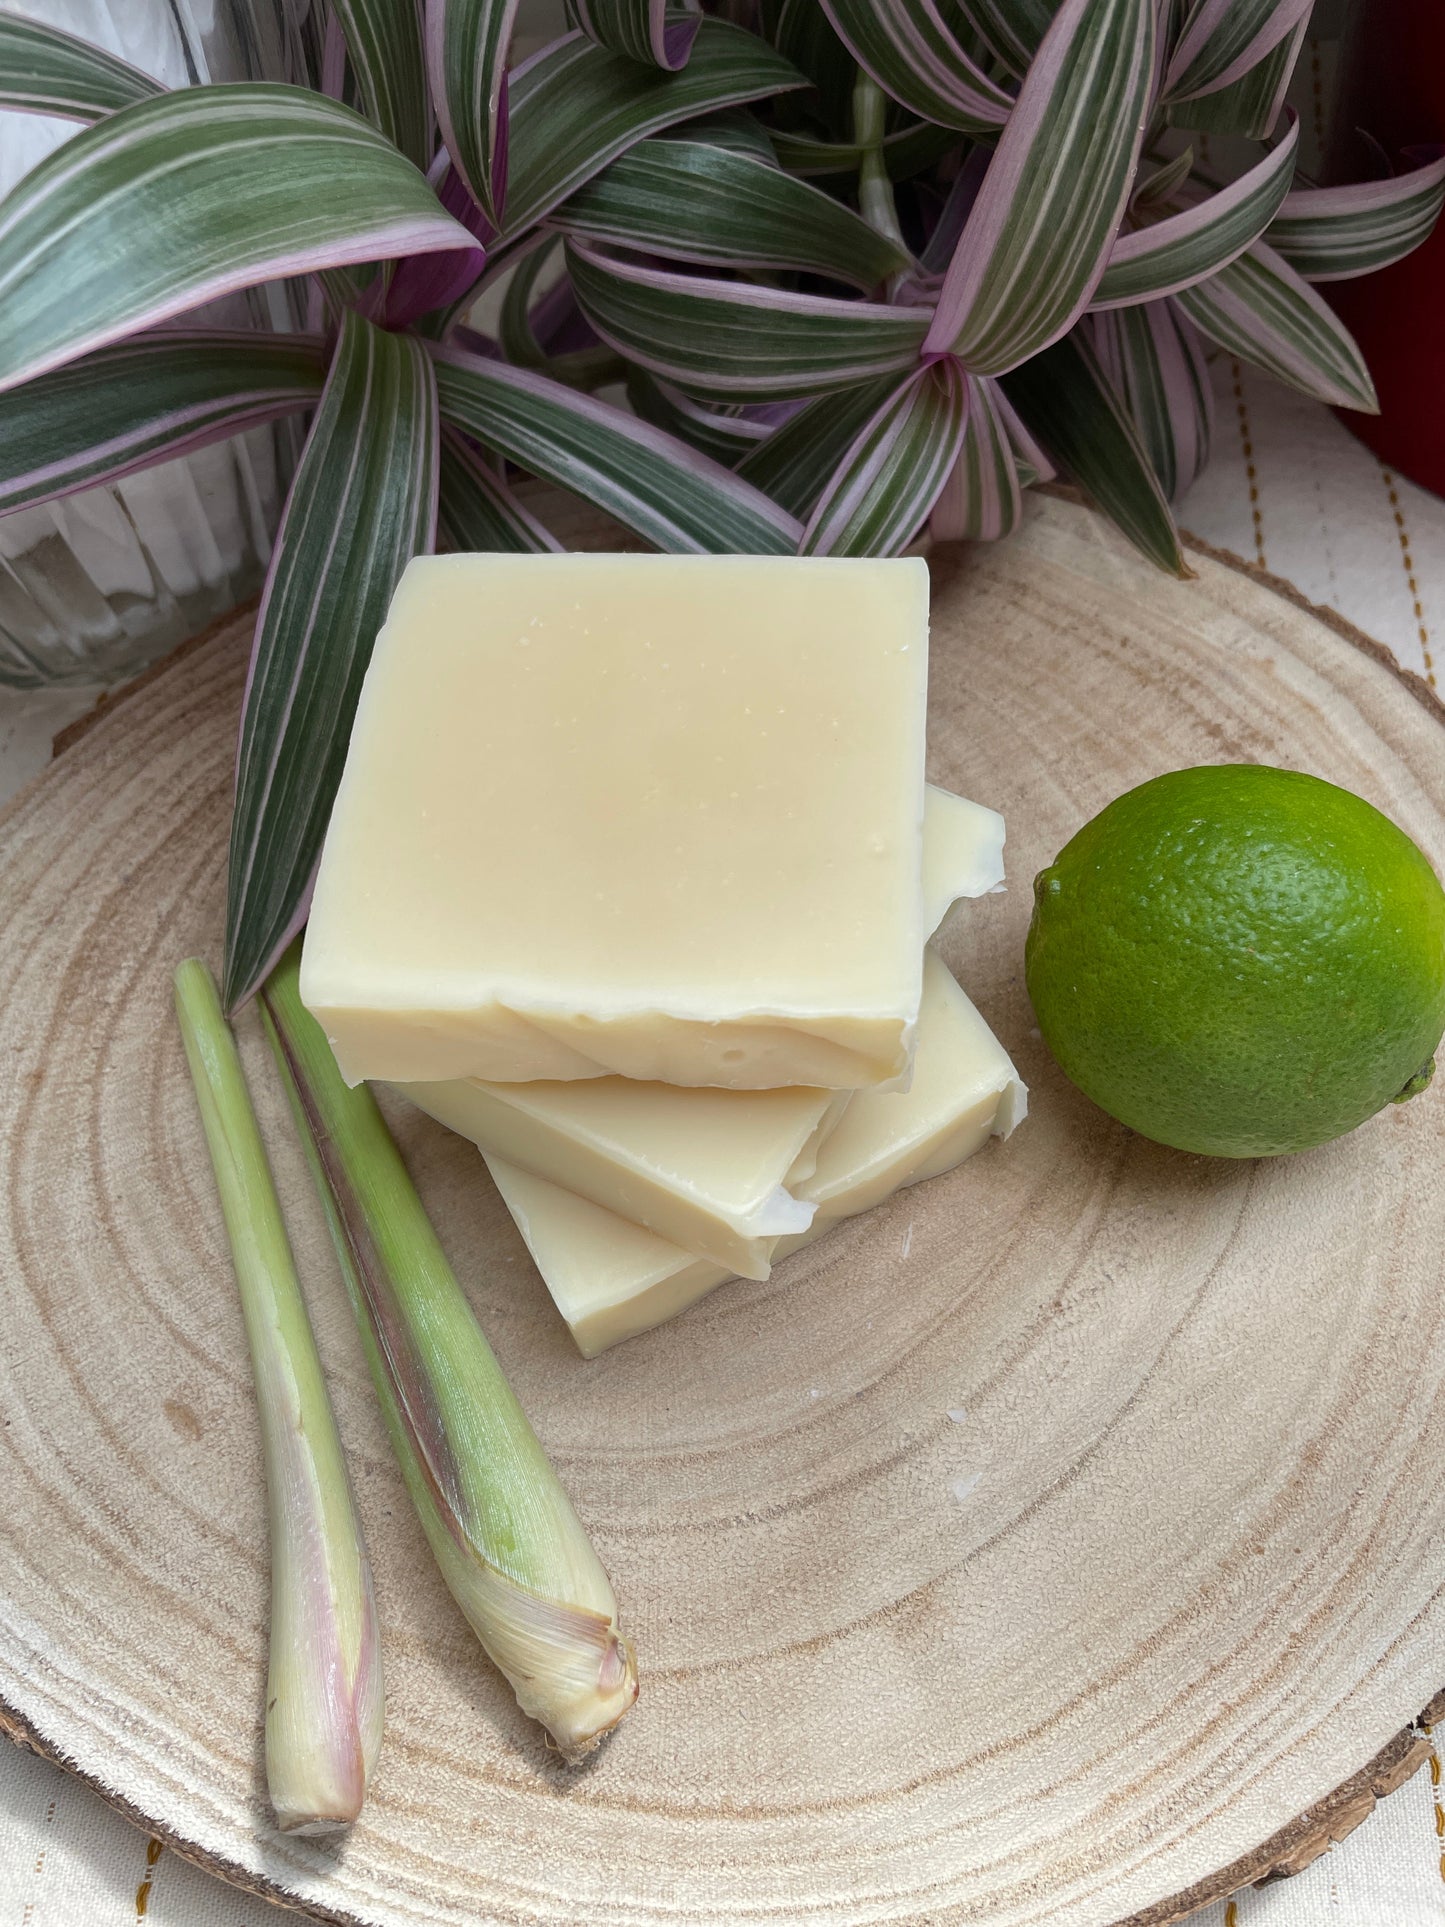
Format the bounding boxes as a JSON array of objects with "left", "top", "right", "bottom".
[
  {"left": 437, "top": 429, "right": 562, "bottom": 552},
  {"left": 990, "top": 380, "right": 1056, "bottom": 482},
  {"left": 803, "top": 359, "right": 968, "bottom": 555},
  {"left": 382, "top": 161, "right": 492, "bottom": 329},
  {"left": 570, "top": 0, "right": 700, "bottom": 71},
  {"left": 330, "top": 0, "right": 431, "bottom": 166},
  {"left": 1091, "top": 108, "right": 1298, "bottom": 308},
  {"left": 1267, "top": 151, "right": 1445, "bottom": 282},
  {"left": 426, "top": 0, "right": 519, "bottom": 226},
  {"left": 925, "top": 0, "right": 1155, "bottom": 372},
  {"left": 565, "top": 239, "right": 932, "bottom": 399},
  {"left": 1166, "top": 14, "right": 1304, "bottom": 139},
  {"left": 225, "top": 313, "right": 438, "bottom": 1012},
  {"left": 0, "top": 84, "right": 475, "bottom": 396},
  {"left": 1, "top": 330, "right": 324, "bottom": 515},
  {"left": 1002, "top": 327, "right": 1186, "bottom": 574},
  {"left": 1163, "top": 0, "right": 1310, "bottom": 106},
  {"left": 499, "top": 23, "right": 806, "bottom": 239},
  {"left": 1090, "top": 299, "right": 1213, "bottom": 501},
  {"left": 1174, "top": 238, "right": 1378, "bottom": 412},
  {"left": 733, "top": 376, "right": 906, "bottom": 516},
  {"left": 1132, "top": 146, "right": 1195, "bottom": 209},
  {"left": 430, "top": 343, "right": 803, "bottom": 553},
  {"left": 625, "top": 368, "right": 776, "bottom": 464},
  {"left": 955, "top": 0, "right": 1061, "bottom": 76},
  {"left": 930, "top": 373, "right": 1024, "bottom": 542},
  {"left": 0, "top": 12, "right": 162, "bottom": 120},
  {"left": 817, "top": 0, "right": 1012, "bottom": 133},
  {"left": 770, "top": 118, "right": 956, "bottom": 181}
]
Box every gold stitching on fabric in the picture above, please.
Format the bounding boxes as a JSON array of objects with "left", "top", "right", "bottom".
[
  {"left": 1230, "top": 362, "right": 1268, "bottom": 569},
  {"left": 1379, "top": 467, "right": 1436, "bottom": 687},
  {"left": 134, "top": 1835, "right": 163, "bottom": 1919}
]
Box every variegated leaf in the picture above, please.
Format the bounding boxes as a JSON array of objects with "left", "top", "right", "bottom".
[
  {"left": 818, "top": 0, "right": 1012, "bottom": 133},
  {"left": 1132, "top": 146, "right": 1194, "bottom": 209},
  {"left": 955, "top": 0, "right": 1060, "bottom": 76},
  {"left": 554, "top": 139, "right": 910, "bottom": 287},
  {"left": 1267, "top": 152, "right": 1445, "bottom": 282},
  {"left": 225, "top": 313, "right": 438, "bottom": 1011},
  {"left": 0, "top": 84, "right": 474, "bottom": 394},
  {"left": 1092, "top": 109, "right": 1297, "bottom": 308},
  {"left": 655, "top": 109, "right": 778, "bottom": 163},
  {"left": 437, "top": 428, "right": 562, "bottom": 550},
  {"left": 626, "top": 369, "right": 776, "bottom": 464},
  {"left": 1166, "top": 15, "right": 1304, "bottom": 139},
  {"left": 571, "top": 0, "right": 699, "bottom": 69},
  {"left": 990, "top": 378, "right": 1056, "bottom": 482},
  {"left": 498, "top": 235, "right": 559, "bottom": 364},
  {"left": 802, "top": 360, "right": 969, "bottom": 554},
  {"left": 1163, "top": 0, "right": 1310, "bottom": 107},
  {"left": 733, "top": 376, "right": 905, "bottom": 516},
  {"left": 500, "top": 23, "right": 806, "bottom": 238},
  {"left": 0, "top": 11, "right": 161, "bottom": 119},
  {"left": 1, "top": 330, "right": 324, "bottom": 515},
  {"left": 1090, "top": 299, "right": 1212, "bottom": 501},
  {"left": 565, "top": 239, "right": 932, "bottom": 399},
  {"left": 930, "top": 372, "right": 1024, "bottom": 541},
  {"left": 925, "top": 0, "right": 1155, "bottom": 371},
  {"left": 431, "top": 344, "right": 803, "bottom": 552},
  {"left": 426, "top": 0, "right": 519, "bottom": 226},
  {"left": 332, "top": 0, "right": 431, "bottom": 166},
  {"left": 774, "top": 0, "right": 856, "bottom": 133},
  {"left": 1002, "top": 327, "right": 1186, "bottom": 574},
  {"left": 1174, "top": 238, "right": 1378, "bottom": 411}
]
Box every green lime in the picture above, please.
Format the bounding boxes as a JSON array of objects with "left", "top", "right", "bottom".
[{"left": 1024, "top": 765, "right": 1445, "bottom": 1158}]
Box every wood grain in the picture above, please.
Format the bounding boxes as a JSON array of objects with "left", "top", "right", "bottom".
[{"left": 2, "top": 493, "right": 1444, "bottom": 1927}]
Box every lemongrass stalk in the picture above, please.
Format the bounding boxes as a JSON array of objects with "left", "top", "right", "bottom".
[
  {"left": 259, "top": 947, "right": 637, "bottom": 1761},
  {"left": 173, "top": 959, "right": 382, "bottom": 1833}
]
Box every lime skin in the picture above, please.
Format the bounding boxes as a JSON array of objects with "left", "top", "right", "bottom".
[{"left": 1024, "top": 765, "right": 1445, "bottom": 1158}]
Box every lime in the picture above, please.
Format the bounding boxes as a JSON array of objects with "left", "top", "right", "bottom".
[{"left": 1024, "top": 765, "right": 1445, "bottom": 1158}]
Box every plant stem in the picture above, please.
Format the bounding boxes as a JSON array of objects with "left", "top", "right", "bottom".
[
  {"left": 852, "top": 70, "right": 910, "bottom": 260},
  {"left": 173, "top": 959, "right": 382, "bottom": 1834},
  {"left": 259, "top": 947, "right": 637, "bottom": 1762}
]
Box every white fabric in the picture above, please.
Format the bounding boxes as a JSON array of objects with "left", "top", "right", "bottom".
[{"left": 2, "top": 364, "right": 1444, "bottom": 1922}]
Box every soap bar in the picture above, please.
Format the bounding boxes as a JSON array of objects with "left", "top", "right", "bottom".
[
  {"left": 398, "top": 785, "right": 1003, "bottom": 1280},
  {"left": 487, "top": 952, "right": 1026, "bottom": 1355},
  {"left": 301, "top": 552, "right": 930, "bottom": 1089}
]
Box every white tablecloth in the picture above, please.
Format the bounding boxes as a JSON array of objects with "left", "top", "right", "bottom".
[{"left": 2, "top": 360, "right": 1444, "bottom": 1925}]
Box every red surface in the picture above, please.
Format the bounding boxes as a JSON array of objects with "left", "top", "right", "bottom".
[{"left": 1326, "top": 3, "right": 1445, "bottom": 497}]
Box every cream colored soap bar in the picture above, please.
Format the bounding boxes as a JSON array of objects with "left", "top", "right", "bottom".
[
  {"left": 487, "top": 952, "right": 1026, "bottom": 1355},
  {"left": 398, "top": 786, "right": 1003, "bottom": 1280},
  {"left": 301, "top": 552, "right": 930, "bottom": 1090}
]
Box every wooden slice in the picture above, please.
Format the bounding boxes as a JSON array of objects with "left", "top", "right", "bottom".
[{"left": 2, "top": 492, "right": 1444, "bottom": 1927}]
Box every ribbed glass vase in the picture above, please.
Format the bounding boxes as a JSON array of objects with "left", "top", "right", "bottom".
[{"left": 0, "top": 2, "right": 321, "bottom": 688}]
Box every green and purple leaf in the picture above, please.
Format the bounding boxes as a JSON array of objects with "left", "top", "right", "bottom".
[
  {"left": 0, "top": 330, "right": 324, "bottom": 515},
  {"left": 383, "top": 160, "right": 493, "bottom": 328},
  {"left": 733, "top": 375, "right": 905, "bottom": 515},
  {"left": 1002, "top": 326, "right": 1186, "bottom": 574},
  {"left": 431, "top": 344, "right": 802, "bottom": 552},
  {"left": 1174, "top": 238, "right": 1379, "bottom": 411},
  {"left": 437, "top": 429, "right": 562, "bottom": 551},
  {"left": 770, "top": 117, "right": 955, "bottom": 181},
  {"left": 925, "top": 0, "right": 1155, "bottom": 371},
  {"left": 0, "top": 11, "right": 162, "bottom": 119},
  {"left": 553, "top": 139, "right": 911, "bottom": 287},
  {"left": 955, "top": 0, "right": 1061, "bottom": 76},
  {"left": 1091, "top": 108, "right": 1298, "bottom": 308},
  {"left": 930, "top": 372, "right": 1025, "bottom": 541},
  {"left": 1090, "top": 299, "right": 1213, "bottom": 501},
  {"left": 570, "top": 0, "right": 700, "bottom": 71},
  {"left": 498, "top": 22, "right": 806, "bottom": 240},
  {"left": 1266, "top": 151, "right": 1445, "bottom": 282},
  {"left": 1165, "top": 14, "right": 1304, "bottom": 139},
  {"left": 801, "top": 359, "right": 968, "bottom": 555},
  {"left": 817, "top": 0, "right": 1012, "bottom": 133},
  {"left": 225, "top": 313, "right": 438, "bottom": 1012},
  {"left": 0, "top": 83, "right": 475, "bottom": 395},
  {"left": 1163, "top": 0, "right": 1310, "bottom": 108},
  {"left": 565, "top": 239, "right": 932, "bottom": 398},
  {"left": 625, "top": 369, "right": 777, "bottom": 464},
  {"left": 330, "top": 0, "right": 431, "bottom": 167},
  {"left": 426, "top": 0, "right": 518, "bottom": 226}
]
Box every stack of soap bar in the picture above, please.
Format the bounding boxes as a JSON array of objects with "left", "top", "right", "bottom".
[
  {"left": 303, "top": 551, "right": 932, "bottom": 1089},
  {"left": 302, "top": 550, "right": 1026, "bottom": 1356}
]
